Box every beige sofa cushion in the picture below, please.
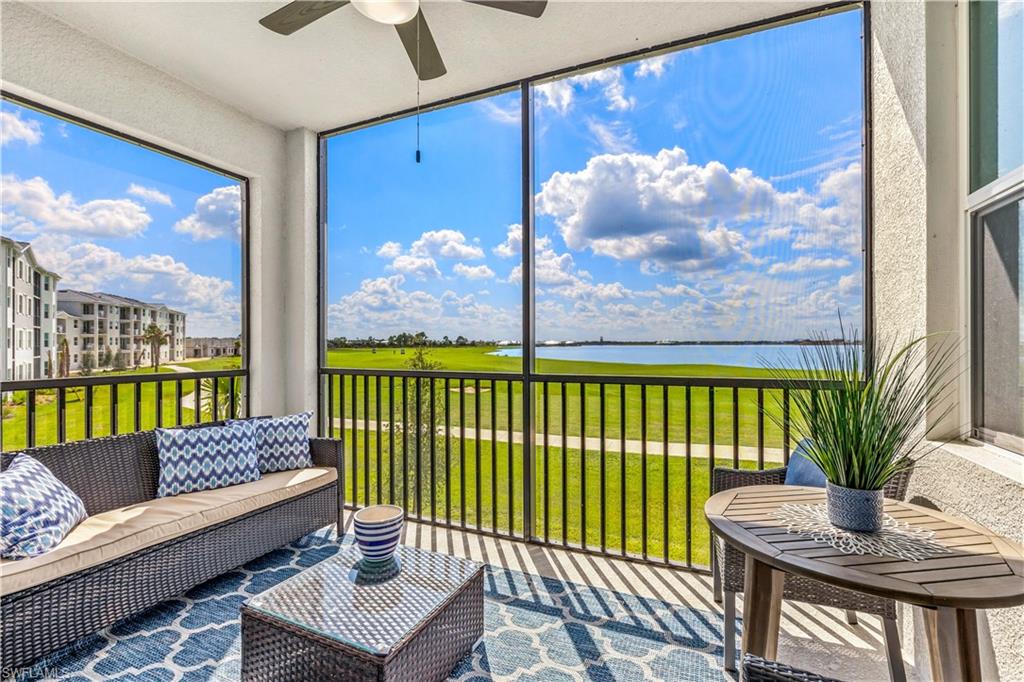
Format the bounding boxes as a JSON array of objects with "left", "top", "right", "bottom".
[{"left": 1, "top": 467, "right": 337, "bottom": 596}]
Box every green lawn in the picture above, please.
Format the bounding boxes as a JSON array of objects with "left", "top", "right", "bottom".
[
  {"left": 174, "top": 356, "right": 243, "bottom": 371},
  {"left": 2, "top": 358, "right": 249, "bottom": 450},
  {"left": 334, "top": 426, "right": 756, "bottom": 567},
  {"left": 1, "top": 367, "right": 217, "bottom": 450},
  {"left": 327, "top": 345, "right": 795, "bottom": 378},
  {"left": 324, "top": 346, "right": 807, "bottom": 452}
]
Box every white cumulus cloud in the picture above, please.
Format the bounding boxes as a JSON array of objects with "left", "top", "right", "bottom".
[
  {"left": 327, "top": 274, "right": 518, "bottom": 340},
  {"left": 634, "top": 54, "right": 674, "bottom": 79},
  {"left": 411, "top": 229, "right": 484, "bottom": 260},
  {"left": 376, "top": 241, "right": 402, "bottom": 258},
  {"left": 571, "top": 67, "right": 635, "bottom": 112},
  {"left": 388, "top": 254, "right": 441, "bottom": 280},
  {"left": 30, "top": 234, "right": 240, "bottom": 336},
  {"left": 536, "top": 66, "right": 635, "bottom": 115},
  {"left": 536, "top": 148, "right": 766, "bottom": 271},
  {"left": 536, "top": 148, "right": 864, "bottom": 273},
  {"left": 174, "top": 185, "right": 241, "bottom": 241},
  {"left": 1, "top": 174, "right": 150, "bottom": 238},
  {"left": 838, "top": 272, "right": 862, "bottom": 296},
  {"left": 1, "top": 111, "right": 42, "bottom": 146},
  {"left": 127, "top": 183, "right": 173, "bottom": 206},
  {"left": 453, "top": 262, "right": 495, "bottom": 280},
  {"left": 493, "top": 224, "right": 522, "bottom": 258},
  {"left": 535, "top": 80, "right": 575, "bottom": 115}
]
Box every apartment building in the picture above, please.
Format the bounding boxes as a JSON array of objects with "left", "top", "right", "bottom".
[
  {"left": 184, "top": 337, "right": 240, "bottom": 359},
  {"left": 56, "top": 291, "right": 186, "bottom": 371},
  {"left": 1, "top": 237, "right": 59, "bottom": 381}
]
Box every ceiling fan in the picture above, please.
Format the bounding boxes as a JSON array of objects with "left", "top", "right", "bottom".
[{"left": 259, "top": 0, "right": 548, "bottom": 81}]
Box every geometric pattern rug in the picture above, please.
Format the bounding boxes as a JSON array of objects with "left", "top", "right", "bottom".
[{"left": 19, "top": 527, "right": 732, "bottom": 681}]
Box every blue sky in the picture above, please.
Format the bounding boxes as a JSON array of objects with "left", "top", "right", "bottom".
[
  {"left": 1, "top": 103, "right": 243, "bottom": 337},
  {"left": 325, "top": 8, "right": 865, "bottom": 346}
]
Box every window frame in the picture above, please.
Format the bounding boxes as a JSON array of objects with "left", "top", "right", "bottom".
[
  {"left": 959, "top": 0, "right": 1024, "bottom": 456},
  {"left": 315, "top": 1, "right": 873, "bottom": 376},
  {"left": 0, "top": 91, "right": 252, "bottom": 392},
  {"left": 968, "top": 187, "right": 1023, "bottom": 455}
]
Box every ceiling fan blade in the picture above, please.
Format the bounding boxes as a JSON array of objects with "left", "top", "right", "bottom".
[
  {"left": 395, "top": 10, "right": 447, "bottom": 81},
  {"left": 259, "top": 1, "right": 349, "bottom": 35},
  {"left": 463, "top": 1, "right": 547, "bottom": 18}
]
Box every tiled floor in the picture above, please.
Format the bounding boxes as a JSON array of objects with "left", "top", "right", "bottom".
[{"left": 393, "top": 518, "right": 922, "bottom": 681}]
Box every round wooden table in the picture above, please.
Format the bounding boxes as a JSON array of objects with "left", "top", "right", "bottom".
[{"left": 705, "top": 485, "right": 1024, "bottom": 682}]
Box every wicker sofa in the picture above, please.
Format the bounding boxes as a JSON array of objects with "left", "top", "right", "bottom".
[{"left": 0, "top": 424, "right": 343, "bottom": 672}]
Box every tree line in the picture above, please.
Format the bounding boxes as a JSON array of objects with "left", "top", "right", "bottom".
[{"left": 326, "top": 332, "right": 499, "bottom": 349}]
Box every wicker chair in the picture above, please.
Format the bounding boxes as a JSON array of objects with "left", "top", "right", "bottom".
[
  {"left": 742, "top": 654, "right": 842, "bottom": 682},
  {"left": 711, "top": 465, "right": 911, "bottom": 681}
]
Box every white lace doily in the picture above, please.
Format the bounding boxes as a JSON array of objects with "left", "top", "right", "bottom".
[{"left": 773, "top": 503, "right": 953, "bottom": 562}]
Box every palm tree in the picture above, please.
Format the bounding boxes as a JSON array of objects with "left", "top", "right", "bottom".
[
  {"left": 200, "top": 376, "right": 243, "bottom": 420},
  {"left": 141, "top": 323, "right": 168, "bottom": 372},
  {"left": 57, "top": 337, "right": 70, "bottom": 378}
]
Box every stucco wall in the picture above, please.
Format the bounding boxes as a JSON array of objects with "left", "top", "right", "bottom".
[
  {"left": 871, "top": 2, "right": 1024, "bottom": 679},
  {"left": 0, "top": 2, "right": 289, "bottom": 416},
  {"left": 282, "top": 129, "right": 320, "bottom": 416},
  {"left": 906, "top": 445, "right": 1024, "bottom": 680}
]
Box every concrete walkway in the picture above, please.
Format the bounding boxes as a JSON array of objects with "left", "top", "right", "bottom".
[
  {"left": 331, "top": 417, "right": 787, "bottom": 464},
  {"left": 160, "top": 364, "right": 198, "bottom": 409},
  {"left": 162, "top": 364, "right": 195, "bottom": 373}
]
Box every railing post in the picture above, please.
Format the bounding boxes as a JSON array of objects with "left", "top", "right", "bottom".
[
  {"left": 57, "top": 387, "right": 67, "bottom": 443},
  {"left": 26, "top": 389, "right": 36, "bottom": 448},
  {"left": 520, "top": 80, "right": 536, "bottom": 542}
]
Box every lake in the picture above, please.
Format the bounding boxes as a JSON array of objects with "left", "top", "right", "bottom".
[{"left": 489, "top": 343, "right": 829, "bottom": 369}]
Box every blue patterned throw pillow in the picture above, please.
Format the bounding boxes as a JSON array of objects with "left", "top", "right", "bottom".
[
  {"left": 244, "top": 412, "right": 313, "bottom": 473},
  {"left": 156, "top": 421, "right": 260, "bottom": 498},
  {"left": 1, "top": 454, "right": 88, "bottom": 559}
]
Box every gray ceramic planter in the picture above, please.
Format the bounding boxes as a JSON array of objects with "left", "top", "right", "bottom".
[{"left": 826, "top": 482, "right": 884, "bottom": 532}]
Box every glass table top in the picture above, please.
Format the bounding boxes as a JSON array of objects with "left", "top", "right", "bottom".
[{"left": 245, "top": 545, "right": 483, "bottom": 656}]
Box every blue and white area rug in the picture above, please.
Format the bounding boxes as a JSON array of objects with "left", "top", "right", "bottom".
[{"left": 22, "top": 529, "right": 730, "bottom": 681}]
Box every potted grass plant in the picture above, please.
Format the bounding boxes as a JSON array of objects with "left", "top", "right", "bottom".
[{"left": 763, "top": 327, "right": 959, "bottom": 532}]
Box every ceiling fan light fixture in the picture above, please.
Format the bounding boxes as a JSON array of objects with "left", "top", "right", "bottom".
[{"left": 351, "top": 0, "right": 420, "bottom": 25}]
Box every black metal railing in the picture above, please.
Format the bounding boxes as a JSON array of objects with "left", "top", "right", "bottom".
[
  {"left": 320, "top": 367, "right": 830, "bottom": 571},
  {"left": 1, "top": 369, "right": 247, "bottom": 452}
]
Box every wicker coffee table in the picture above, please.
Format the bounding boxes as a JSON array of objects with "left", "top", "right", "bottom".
[{"left": 241, "top": 545, "right": 484, "bottom": 681}]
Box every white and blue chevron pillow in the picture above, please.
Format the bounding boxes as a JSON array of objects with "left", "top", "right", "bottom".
[
  {"left": 1, "top": 454, "right": 88, "bottom": 559},
  {"left": 244, "top": 412, "right": 313, "bottom": 473},
  {"left": 156, "top": 421, "right": 261, "bottom": 498}
]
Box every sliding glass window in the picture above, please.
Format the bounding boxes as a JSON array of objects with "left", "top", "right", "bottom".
[
  {"left": 322, "top": 7, "right": 867, "bottom": 377},
  {"left": 970, "top": 0, "right": 1023, "bottom": 192},
  {"left": 968, "top": 0, "right": 1023, "bottom": 454},
  {"left": 1, "top": 98, "right": 246, "bottom": 376},
  {"left": 1, "top": 96, "right": 247, "bottom": 449},
  {"left": 531, "top": 8, "right": 865, "bottom": 374},
  {"left": 323, "top": 90, "right": 523, "bottom": 371}
]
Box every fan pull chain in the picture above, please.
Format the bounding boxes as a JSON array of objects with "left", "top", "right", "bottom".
[{"left": 415, "top": 11, "right": 421, "bottom": 164}]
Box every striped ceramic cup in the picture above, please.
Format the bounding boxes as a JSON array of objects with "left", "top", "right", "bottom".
[{"left": 353, "top": 505, "right": 404, "bottom": 562}]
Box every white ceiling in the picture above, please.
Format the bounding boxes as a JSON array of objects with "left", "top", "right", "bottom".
[{"left": 30, "top": 1, "right": 823, "bottom": 132}]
